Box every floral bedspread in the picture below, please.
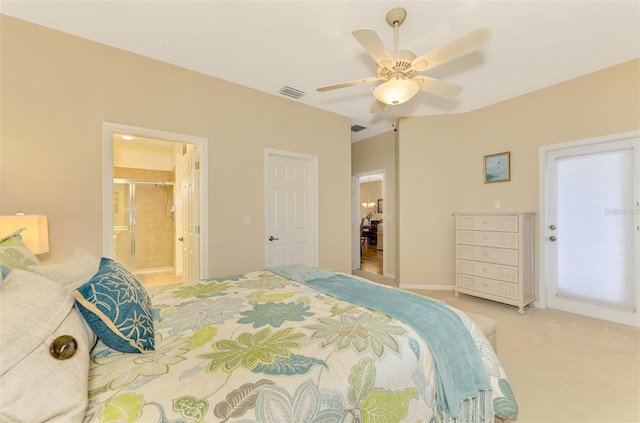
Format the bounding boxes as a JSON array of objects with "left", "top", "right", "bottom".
[{"left": 84, "top": 270, "right": 517, "bottom": 423}]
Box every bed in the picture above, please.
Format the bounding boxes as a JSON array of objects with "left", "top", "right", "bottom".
[{"left": 0, "top": 233, "right": 518, "bottom": 423}]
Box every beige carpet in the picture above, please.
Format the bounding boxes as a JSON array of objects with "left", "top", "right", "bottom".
[
  {"left": 418, "top": 290, "right": 640, "bottom": 423},
  {"left": 352, "top": 271, "right": 640, "bottom": 423}
]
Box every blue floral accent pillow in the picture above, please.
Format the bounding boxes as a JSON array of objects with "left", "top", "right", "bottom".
[{"left": 73, "top": 258, "right": 154, "bottom": 353}]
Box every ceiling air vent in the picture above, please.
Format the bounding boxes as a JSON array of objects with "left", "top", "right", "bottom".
[
  {"left": 351, "top": 125, "right": 367, "bottom": 132},
  {"left": 279, "top": 86, "right": 305, "bottom": 99}
]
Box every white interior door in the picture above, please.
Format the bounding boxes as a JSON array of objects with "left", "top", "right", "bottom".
[
  {"left": 543, "top": 133, "right": 639, "bottom": 327},
  {"left": 265, "top": 150, "right": 318, "bottom": 267},
  {"left": 181, "top": 146, "right": 200, "bottom": 282}
]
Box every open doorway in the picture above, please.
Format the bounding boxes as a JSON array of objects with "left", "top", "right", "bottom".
[
  {"left": 358, "top": 172, "right": 384, "bottom": 275},
  {"left": 102, "top": 123, "right": 208, "bottom": 286}
]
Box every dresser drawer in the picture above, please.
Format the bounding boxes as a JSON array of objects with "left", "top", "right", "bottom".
[
  {"left": 457, "top": 231, "right": 519, "bottom": 248},
  {"left": 457, "top": 245, "right": 519, "bottom": 266},
  {"left": 457, "top": 274, "right": 519, "bottom": 300},
  {"left": 457, "top": 260, "right": 518, "bottom": 283},
  {"left": 456, "top": 215, "right": 519, "bottom": 232}
]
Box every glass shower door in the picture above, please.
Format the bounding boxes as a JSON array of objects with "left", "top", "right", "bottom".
[{"left": 113, "top": 181, "right": 134, "bottom": 271}]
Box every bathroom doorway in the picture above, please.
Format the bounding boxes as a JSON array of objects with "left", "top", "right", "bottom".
[
  {"left": 103, "top": 122, "right": 208, "bottom": 285},
  {"left": 112, "top": 136, "right": 184, "bottom": 285}
]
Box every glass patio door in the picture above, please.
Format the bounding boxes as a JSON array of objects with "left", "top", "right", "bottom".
[{"left": 544, "top": 134, "right": 639, "bottom": 327}]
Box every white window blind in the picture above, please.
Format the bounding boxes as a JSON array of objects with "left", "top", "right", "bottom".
[{"left": 556, "top": 149, "right": 635, "bottom": 311}]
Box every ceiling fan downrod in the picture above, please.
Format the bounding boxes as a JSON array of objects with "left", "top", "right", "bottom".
[{"left": 386, "top": 7, "right": 407, "bottom": 53}]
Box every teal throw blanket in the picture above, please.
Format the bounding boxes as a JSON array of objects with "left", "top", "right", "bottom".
[{"left": 267, "top": 265, "right": 492, "bottom": 422}]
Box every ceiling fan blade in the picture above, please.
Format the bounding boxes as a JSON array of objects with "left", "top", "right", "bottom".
[
  {"left": 411, "top": 27, "right": 491, "bottom": 71},
  {"left": 352, "top": 29, "right": 395, "bottom": 68},
  {"left": 413, "top": 75, "right": 463, "bottom": 98},
  {"left": 316, "top": 76, "right": 381, "bottom": 92},
  {"left": 370, "top": 100, "right": 387, "bottom": 113}
]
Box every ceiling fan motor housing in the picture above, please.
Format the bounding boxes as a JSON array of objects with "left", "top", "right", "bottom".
[{"left": 377, "top": 50, "right": 417, "bottom": 79}]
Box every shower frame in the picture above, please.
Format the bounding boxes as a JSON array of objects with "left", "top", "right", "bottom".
[{"left": 113, "top": 178, "right": 175, "bottom": 274}]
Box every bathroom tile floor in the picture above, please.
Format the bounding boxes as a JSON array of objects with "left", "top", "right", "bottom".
[{"left": 136, "top": 269, "right": 182, "bottom": 286}]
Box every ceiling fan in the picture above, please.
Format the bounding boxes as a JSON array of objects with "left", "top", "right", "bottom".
[{"left": 316, "top": 7, "right": 491, "bottom": 111}]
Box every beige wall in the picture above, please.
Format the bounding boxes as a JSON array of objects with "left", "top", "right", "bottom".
[
  {"left": 352, "top": 130, "right": 397, "bottom": 277},
  {"left": 398, "top": 59, "right": 640, "bottom": 298},
  {"left": 0, "top": 15, "right": 353, "bottom": 276}
]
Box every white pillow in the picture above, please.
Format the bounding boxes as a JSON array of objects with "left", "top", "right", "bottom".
[
  {"left": 28, "top": 247, "right": 99, "bottom": 290},
  {"left": 0, "top": 268, "right": 92, "bottom": 422}
]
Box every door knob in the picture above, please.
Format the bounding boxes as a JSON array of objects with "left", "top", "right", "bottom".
[
  {"left": 269, "top": 235, "right": 279, "bottom": 241},
  {"left": 178, "top": 237, "right": 184, "bottom": 242},
  {"left": 549, "top": 236, "right": 557, "bottom": 242}
]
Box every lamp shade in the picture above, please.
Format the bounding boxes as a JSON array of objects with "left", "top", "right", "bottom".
[
  {"left": 373, "top": 78, "right": 420, "bottom": 105},
  {"left": 0, "top": 214, "right": 49, "bottom": 254}
]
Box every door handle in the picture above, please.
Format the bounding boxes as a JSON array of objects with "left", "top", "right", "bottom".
[
  {"left": 268, "top": 235, "right": 279, "bottom": 241},
  {"left": 549, "top": 236, "right": 557, "bottom": 242},
  {"left": 178, "top": 237, "right": 184, "bottom": 242}
]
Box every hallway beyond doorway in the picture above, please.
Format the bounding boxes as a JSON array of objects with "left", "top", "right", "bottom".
[{"left": 361, "top": 241, "right": 382, "bottom": 275}]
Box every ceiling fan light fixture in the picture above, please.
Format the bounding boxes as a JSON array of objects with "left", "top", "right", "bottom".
[{"left": 373, "top": 78, "right": 420, "bottom": 105}]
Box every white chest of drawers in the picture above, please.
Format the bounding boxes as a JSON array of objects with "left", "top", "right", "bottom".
[{"left": 454, "top": 213, "right": 535, "bottom": 314}]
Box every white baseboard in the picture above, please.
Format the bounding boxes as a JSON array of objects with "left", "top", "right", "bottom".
[{"left": 398, "top": 284, "right": 454, "bottom": 291}]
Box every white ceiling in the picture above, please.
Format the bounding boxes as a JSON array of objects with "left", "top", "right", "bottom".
[{"left": 2, "top": 1, "right": 638, "bottom": 142}]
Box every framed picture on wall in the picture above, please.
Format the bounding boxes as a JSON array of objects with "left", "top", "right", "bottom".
[
  {"left": 484, "top": 151, "right": 511, "bottom": 183},
  {"left": 377, "top": 199, "right": 384, "bottom": 213}
]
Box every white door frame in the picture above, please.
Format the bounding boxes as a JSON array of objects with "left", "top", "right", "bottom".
[
  {"left": 264, "top": 148, "right": 319, "bottom": 267},
  {"left": 538, "top": 129, "right": 640, "bottom": 311},
  {"left": 353, "top": 170, "right": 386, "bottom": 274},
  {"left": 102, "top": 122, "right": 209, "bottom": 279},
  {"left": 351, "top": 176, "right": 361, "bottom": 268}
]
